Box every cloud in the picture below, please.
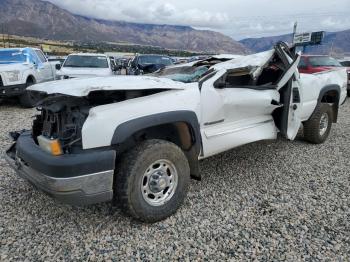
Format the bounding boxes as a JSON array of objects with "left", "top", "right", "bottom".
[
  {"left": 321, "top": 17, "right": 350, "bottom": 30},
  {"left": 46, "top": 0, "right": 350, "bottom": 39},
  {"left": 154, "top": 3, "right": 176, "bottom": 17},
  {"left": 47, "top": 0, "right": 229, "bottom": 28}
]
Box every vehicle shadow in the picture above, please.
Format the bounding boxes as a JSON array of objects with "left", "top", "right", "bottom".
[
  {"left": 0, "top": 121, "right": 319, "bottom": 233},
  {"left": 0, "top": 98, "right": 21, "bottom": 108}
]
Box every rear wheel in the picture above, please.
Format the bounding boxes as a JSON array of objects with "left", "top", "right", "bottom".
[
  {"left": 303, "top": 103, "right": 332, "bottom": 144},
  {"left": 114, "top": 139, "right": 190, "bottom": 223},
  {"left": 19, "top": 79, "right": 39, "bottom": 108}
]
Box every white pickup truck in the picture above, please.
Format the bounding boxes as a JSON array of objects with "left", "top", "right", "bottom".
[
  {"left": 0, "top": 47, "right": 56, "bottom": 107},
  {"left": 5, "top": 43, "right": 347, "bottom": 222},
  {"left": 56, "top": 53, "right": 117, "bottom": 79}
]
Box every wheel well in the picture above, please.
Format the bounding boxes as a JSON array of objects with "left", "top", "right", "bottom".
[
  {"left": 321, "top": 90, "right": 338, "bottom": 103},
  {"left": 117, "top": 122, "right": 201, "bottom": 180},
  {"left": 26, "top": 75, "right": 36, "bottom": 84},
  {"left": 136, "top": 122, "right": 193, "bottom": 149},
  {"left": 320, "top": 90, "right": 339, "bottom": 123}
]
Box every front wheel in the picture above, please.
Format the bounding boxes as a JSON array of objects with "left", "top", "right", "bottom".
[
  {"left": 114, "top": 139, "right": 190, "bottom": 223},
  {"left": 303, "top": 103, "right": 333, "bottom": 144}
]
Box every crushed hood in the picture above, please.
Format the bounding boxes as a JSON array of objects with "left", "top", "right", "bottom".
[{"left": 28, "top": 75, "right": 185, "bottom": 96}]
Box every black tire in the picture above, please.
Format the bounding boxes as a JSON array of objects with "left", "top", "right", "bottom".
[
  {"left": 19, "top": 79, "right": 38, "bottom": 108},
  {"left": 347, "top": 89, "right": 350, "bottom": 97},
  {"left": 114, "top": 139, "right": 190, "bottom": 223},
  {"left": 303, "top": 103, "right": 333, "bottom": 144}
]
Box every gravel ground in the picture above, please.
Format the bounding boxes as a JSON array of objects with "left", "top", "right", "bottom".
[{"left": 1, "top": 99, "right": 349, "bottom": 261}]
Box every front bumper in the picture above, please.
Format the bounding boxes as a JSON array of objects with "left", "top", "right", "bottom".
[
  {"left": 0, "top": 83, "right": 26, "bottom": 97},
  {"left": 5, "top": 132, "right": 116, "bottom": 205}
]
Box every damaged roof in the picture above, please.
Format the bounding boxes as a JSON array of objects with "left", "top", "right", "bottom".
[{"left": 29, "top": 75, "right": 186, "bottom": 97}]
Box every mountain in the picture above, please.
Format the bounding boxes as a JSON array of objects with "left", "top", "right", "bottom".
[
  {"left": 0, "top": 0, "right": 249, "bottom": 54},
  {"left": 240, "top": 34, "right": 293, "bottom": 53},
  {"left": 240, "top": 30, "right": 350, "bottom": 55}
]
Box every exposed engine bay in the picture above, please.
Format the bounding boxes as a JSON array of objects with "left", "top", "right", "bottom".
[{"left": 32, "top": 89, "right": 168, "bottom": 153}]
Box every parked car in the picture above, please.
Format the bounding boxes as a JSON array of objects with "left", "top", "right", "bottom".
[
  {"left": 0, "top": 47, "right": 56, "bottom": 107},
  {"left": 339, "top": 59, "right": 350, "bottom": 96},
  {"left": 56, "top": 53, "right": 117, "bottom": 79},
  {"left": 298, "top": 55, "right": 343, "bottom": 74},
  {"left": 5, "top": 43, "right": 348, "bottom": 222},
  {"left": 48, "top": 56, "right": 66, "bottom": 65},
  {"left": 127, "top": 54, "right": 174, "bottom": 75}
]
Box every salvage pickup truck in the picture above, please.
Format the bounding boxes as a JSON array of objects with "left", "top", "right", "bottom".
[
  {"left": 0, "top": 47, "right": 56, "bottom": 107},
  {"left": 5, "top": 43, "right": 348, "bottom": 222}
]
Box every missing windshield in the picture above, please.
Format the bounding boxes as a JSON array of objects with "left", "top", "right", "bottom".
[{"left": 151, "top": 66, "right": 209, "bottom": 83}]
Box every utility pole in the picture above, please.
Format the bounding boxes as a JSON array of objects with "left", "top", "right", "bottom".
[
  {"left": 330, "top": 42, "right": 334, "bottom": 56},
  {"left": 2, "top": 24, "right": 5, "bottom": 48},
  {"left": 293, "top": 22, "right": 298, "bottom": 40},
  {"left": 292, "top": 22, "right": 298, "bottom": 54}
]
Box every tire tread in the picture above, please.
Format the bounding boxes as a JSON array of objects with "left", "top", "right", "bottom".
[
  {"left": 114, "top": 139, "right": 190, "bottom": 222},
  {"left": 303, "top": 103, "right": 332, "bottom": 144}
]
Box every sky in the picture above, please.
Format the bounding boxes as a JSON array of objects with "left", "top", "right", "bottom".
[{"left": 46, "top": 0, "right": 350, "bottom": 40}]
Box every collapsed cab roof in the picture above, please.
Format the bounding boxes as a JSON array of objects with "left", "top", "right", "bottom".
[{"left": 28, "top": 75, "right": 186, "bottom": 97}]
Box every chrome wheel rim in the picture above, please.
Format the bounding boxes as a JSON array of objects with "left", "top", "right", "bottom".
[
  {"left": 319, "top": 113, "right": 329, "bottom": 137},
  {"left": 141, "top": 159, "right": 178, "bottom": 207}
]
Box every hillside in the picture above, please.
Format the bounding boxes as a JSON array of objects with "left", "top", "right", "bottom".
[
  {"left": 240, "top": 30, "right": 350, "bottom": 55},
  {"left": 0, "top": 0, "right": 249, "bottom": 54}
]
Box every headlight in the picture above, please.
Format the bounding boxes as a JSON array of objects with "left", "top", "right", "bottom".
[
  {"left": 37, "top": 135, "right": 63, "bottom": 156},
  {"left": 5, "top": 70, "right": 20, "bottom": 82}
]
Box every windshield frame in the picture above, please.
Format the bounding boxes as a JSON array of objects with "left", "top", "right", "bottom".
[
  {"left": 138, "top": 55, "right": 173, "bottom": 66},
  {"left": 309, "top": 56, "right": 342, "bottom": 67},
  {"left": 0, "top": 49, "right": 27, "bottom": 64},
  {"left": 63, "top": 55, "right": 110, "bottom": 69},
  {"left": 151, "top": 65, "right": 211, "bottom": 83}
]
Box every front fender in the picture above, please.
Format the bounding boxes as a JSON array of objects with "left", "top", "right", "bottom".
[
  {"left": 81, "top": 87, "right": 201, "bottom": 149},
  {"left": 316, "top": 84, "right": 341, "bottom": 123},
  {"left": 318, "top": 84, "right": 341, "bottom": 103},
  {"left": 111, "top": 110, "right": 201, "bottom": 153}
]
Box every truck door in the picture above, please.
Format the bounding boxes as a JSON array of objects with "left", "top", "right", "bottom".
[
  {"left": 200, "top": 69, "right": 281, "bottom": 158},
  {"left": 274, "top": 46, "right": 303, "bottom": 140},
  {"left": 34, "top": 50, "right": 54, "bottom": 82}
]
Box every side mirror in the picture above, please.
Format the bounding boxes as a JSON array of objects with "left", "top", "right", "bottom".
[{"left": 55, "top": 64, "right": 61, "bottom": 70}]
